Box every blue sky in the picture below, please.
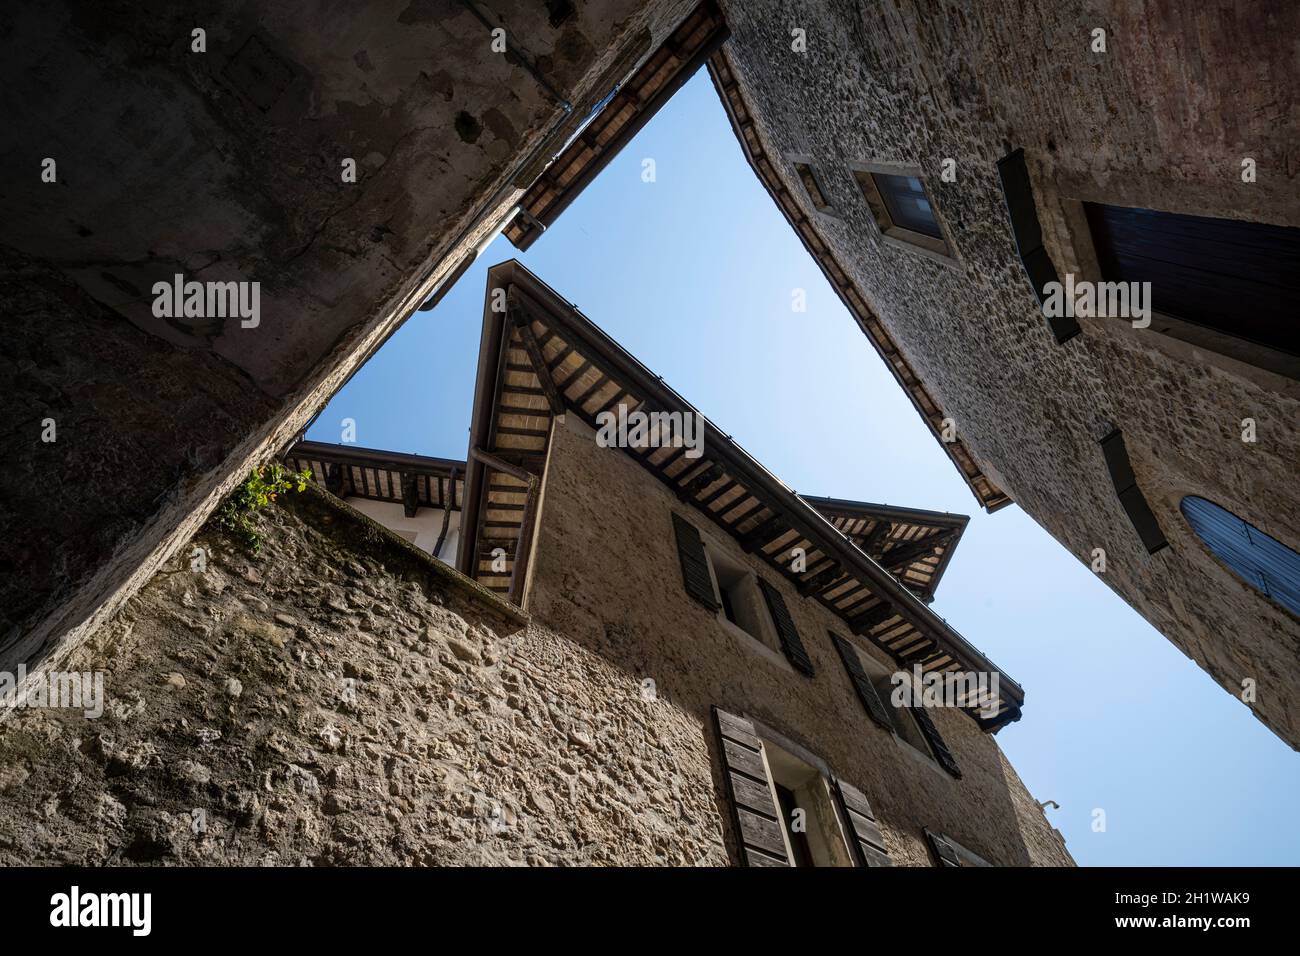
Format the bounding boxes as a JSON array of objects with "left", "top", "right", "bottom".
[{"left": 309, "top": 71, "right": 1300, "bottom": 865}]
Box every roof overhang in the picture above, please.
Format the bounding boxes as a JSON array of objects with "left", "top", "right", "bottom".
[
  {"left": 286, "top": 440, "right": 463, "bottom": 516},
  {"left": 799, "top": 495, "right": 969, "bottom": 603},
  {"left": 461, "top": 260, "right": 1025, "bottom": 731},
  {"left": 504, "top": 1, "right": 730, "bottom": 250}
]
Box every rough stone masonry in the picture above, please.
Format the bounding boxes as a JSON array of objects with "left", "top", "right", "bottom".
[
  {"left": 0, "top": 0, "right": 695, "bottom": 721},
  {"left": 0, "top": 489, "right": 725, "bottom": 866},
  {"left": 715, "top": 0, "right": 1300, "bottom": 746},
  {"left": 0, "top": 410, "right": 1072, "bottom": 866}
]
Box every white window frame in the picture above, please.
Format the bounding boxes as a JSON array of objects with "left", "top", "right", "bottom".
[{"left": 746, "top": 719, "right": 858, "bottom": 868}]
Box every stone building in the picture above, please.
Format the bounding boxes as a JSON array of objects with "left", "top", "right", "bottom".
[
  {"left": 0, "top": 262, "right": 1071, "bottom": 866},
  {"left": 1, "top": 0, "right": 703, "bottom": 702},
  {"left": 693, "top": 1, "right": 1300, "bottom": 748},
  {"left": 2, "top": 0, "right": 1288, "bottom": 863},
  {"left": 495, "top": 1, "right": 1300, "bottom": 746},
  {"left": 10, "top": 0, "right": 1293, "bottom": 756}
]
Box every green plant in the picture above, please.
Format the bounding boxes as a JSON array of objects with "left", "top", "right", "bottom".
[{"left": 215, "top": 463, "right": 312, "bottom": 553}]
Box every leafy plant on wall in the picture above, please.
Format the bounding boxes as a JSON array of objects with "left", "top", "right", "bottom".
[{"left": 215, "top": 463, "right": 313, "bottom": 553}]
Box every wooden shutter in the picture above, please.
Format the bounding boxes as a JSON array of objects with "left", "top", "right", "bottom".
[
  {"left": 831, "top": 777, "right": 892, "bottom": 867},
  {"left": 911, "top": 706, "right": 962, "bottom": 779},
  {"left": 756, "top": 577, "right": 814, "bottom": 676},
  {"left": 1099, "top": 429, "right": 1168, "bottom": 555},
  {"left": 1181, "top": 495, "right": 1300, "bottom": 617},
  {"left": 672, "top": 513, "right": 719, "bottom": 610},
  {"left": 711, "top": 707, "right": 790, "bottom": 867},
  {"left": 831, "top": 632, "right": 893, "bottom": 731},
  {"left": 924, "top": 828, "right": 962, "bottom": 867},
  {"left": 1084, "top": 201, "right": 1300, "bottom": 356}
]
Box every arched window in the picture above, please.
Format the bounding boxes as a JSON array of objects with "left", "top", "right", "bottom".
[{"left": 1180, "top": 496, "right": 1300, "bottom": 616}]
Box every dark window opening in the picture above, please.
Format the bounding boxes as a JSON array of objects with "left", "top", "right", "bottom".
[
  {"left": 1084, "top": 202, "right": 1300, "bottom": 357},
  {"left": 1099, "top": 429, "right": 1168, "bottom": 555},
  {"left": 873, "top": 173, "right": 942, "bottom": 239},
  {"left": 719, "top": 586, "right": 738, "bottom": 626},
  {"left": 775, "top": 784, "right": 815, "bottom": 867},
  {"left": 793, "top": 162, "right": 833, "bottom": 214},
  {"left": 1181, "top": 496, "right": 1300, "bottom": 617}
]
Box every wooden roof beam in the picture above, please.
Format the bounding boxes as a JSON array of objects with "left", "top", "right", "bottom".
[
  {"left": 325, "top": 462, "right": 344, "bottom": 498},
  {"left": 509, "top": 305, "right": 565, "bottom": 415},
  {"left": 432, "top": 466, "right": 458, "bottom": 558},
  {"left": 798, "top": 562, "right": 843, "bottom": 596},
  {"left": 858, "top": 520, "right": 892, "bottom": 557},
  {"left": 848, "top": 600, "right": 897, "bottom": 635},
  {"left": 883, "top": 532, "right": 952, "bottom": 571},
  {"left": 739, "top": 513, "right": 784, "bottom": 553},
  {"left": 677, "top": 462, "right": 725, "bottom": 502},
  {"left": 402, "top": 472, "right": 419, "bottom": 518}
]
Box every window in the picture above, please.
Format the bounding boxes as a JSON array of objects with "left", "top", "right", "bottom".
[
  {"left": 851, "top": 162, "right": 955, "bottom": 261},
  {"left": 704, "top": 543, "right": 773, "bottom": 646},
  {"left": 831, "top": 630, "right": 962, "bottom": 777},
  {"left": 856, "top": 645, "right": 933, "bottom": 756},
  {"left": 671, "top": 513, "right": 815, "bottom": 674},
  {"left": 763, "top": 741, "right": 853, "bottom": 867},
  {"left": 789, "top": 156, "right": 838, "bottom": 218},
  {"left": 774, "top": 784, "right": 815, "bottom": 867},
  {"left": 712, "top": 707, "right": 892, "bottom": 868},
  {"left": 1181, "top": 496, "right": 1300, "bottom": 617},
  {"left": 1084, "top": 203, "right": 1300, "bottom": 361},
  {"left": 874, "top": 174, "right": 941, "bottom": 238}
]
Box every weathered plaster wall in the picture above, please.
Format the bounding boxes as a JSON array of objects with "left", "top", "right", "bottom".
[
  {"left": 345, "top": 497, "right": 462, "bottom": 562},
  {"left": 717, "top": 0, "right": 1300, "bottom": 746},
  {"left": 527, "top": 414, "right": 1072, "bottom": 866},
  {"left": 0, "top": 0, "right": 694, "bottom": 704}
]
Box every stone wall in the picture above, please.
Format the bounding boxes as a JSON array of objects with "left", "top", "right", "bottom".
[
  {"left": 716, "top": 0, "right": 1300, "bottom": 746},
  {"left": 0, "top": 486, "right": 726, "bottom": 865},
  {"left": 0, "top": 419, "right": 1071, "bottom": 865},
  {"left": 526, "top": 414, "right": 1072, "bottom": 866},
  {"left": 0, "top": 0, "right": 694, "bottom": 725}
]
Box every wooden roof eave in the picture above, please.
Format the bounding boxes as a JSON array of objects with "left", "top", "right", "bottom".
[
  {"left": 488, "top": 260, "right": 1025, "bottom": 727},
  {"left": 289, "top": 440, "right": 463, "bottom": 478},
  {"left": 285, "top": 440, "right": 464, "bottom": 513},
  {"left": 505, "top": 2, "right": 731, "bottom": 251},
  {"left": 456, "top": 282, "right": 515, "bottom": 577},
  {"left": 801, "top": 494, "right": 971, "bottom": 600}
]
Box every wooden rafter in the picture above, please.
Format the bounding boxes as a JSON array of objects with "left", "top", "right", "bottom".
[
  {"left": 510, "top": 307, "right": 566, "bottom": 415},
  {"left": 881, "top": 531, "right": 951, "bottom": 571}
]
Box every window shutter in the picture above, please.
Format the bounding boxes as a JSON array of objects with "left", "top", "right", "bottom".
[
  {"left": 756, "top": 577, "right": 814, "bottom": 676},
  {"left": 672, "top": 513, "right": 719, "bottom": 610},
  {"left": 830, "top": 632, "right": 894, "bottom": 731},
  {"left": 924, "top": 828, "right": 962, "bottom": 867},
  {"left": 911, "top": 706, "right": 962, "bottom": 779},
  {"left": 831, "top": 776, "right": 892, "bottom": 867},
  {"left": 711, "top": 706, "right": 790, "bottom": 867}
]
